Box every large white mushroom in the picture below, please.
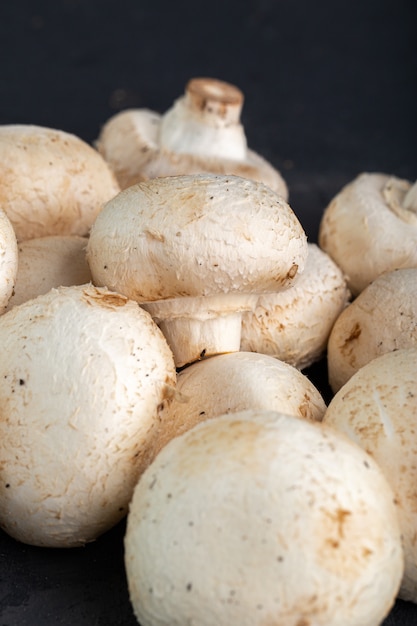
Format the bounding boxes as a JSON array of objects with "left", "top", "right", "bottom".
[
  {"left": 319, "top": 172, "right": 417, "bottom": 295},
  {"left": 240, "top": 243, "right": 350, "bottom": 369},
  {"left": 125, "top": 410, "right": 404, "bottom": 626},
  {"left": 0, "top": 284, "right": 176, "bottom": 547},
  {"left": 322, "top": 348, "right": 417, "bottom": 603},
  {"left": 5, "top": 235, "right": 92, "bottom": 311},
  {"left": 0, "top": 124, "right": 120, "bottom": 241},
  {"left": 152, "top": 351, "right": 326, "bottom": 457},
  {"left": 96, "top": 77, "right": 288, "bottom": 198},
  {"left": 87, "top": 174, "right": 307, "bottom": 367},
  {"left": 0, "top": 207, "right": 18, "bottom": 313},
  {"left": 327, "top": 267, "right": 417, "bottom": 392}
]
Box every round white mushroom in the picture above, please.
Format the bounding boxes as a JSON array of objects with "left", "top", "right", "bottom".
[
  {"left": 96, "top": 77, "right": 288, "bottom": 198},
  {"left": 0, "top": 284, "right": 176, "bottom": 547},
  {"left": 125, "top": 409, "right": 404, "bottom": 626},
  {"left": 0, "top": 207, "right": 18, "bottom": 313},
  {"left": 322, "top": 348, "right": 417, "bottom": 602},
  {"left": 319, "top": 172, "right": 417, "bottom": 296},
  {"left": 240, "top": 243, "right": 351, "bottom": 369},
  {"left": 5, "top": 235, "right": 92, "bottom": 311},
  {"left": 153, "top": 351, "right": 326, "bottom": 457},
  {"left": 327, "top": 267, "right": 417, "bottom": 392},
  {"left": 87, "top": 173, "right": 307, "bottom": 367},
  {"left": 0, "top": 124, "right": 120, "bottom": 241}
]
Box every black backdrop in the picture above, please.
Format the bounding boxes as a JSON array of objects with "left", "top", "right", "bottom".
[{"left": 0, "top": 1, "right": 416, "bottom": 624}]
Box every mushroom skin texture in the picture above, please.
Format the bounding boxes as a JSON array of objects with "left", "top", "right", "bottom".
[
  {"left": 0, "top": 124, "right": 120, "bottom": 241},
  {"left": 125, "top": 410, "right": 403, "bottom": 626},
  {"left": 5, "top": 235, "right": 92, "bottom": 311},
  {"left": 152, "top": 351, "right": 326, "bottom": 457},
  {"left": 240, "top": 243, "right": 351, "bottom": 369},
  {"left": 0, "top": 207, "right": 18, "bottom": 313},
  {"left": 0, "top": 284, "right": 176, "bottom": 547},
  {"left": 96, "top": 77, "right": 288, "bottom": 198},
  {"left": 327, "top": 267, "right": 417, "bottom": 392},
  {"left": 87, "top": 174, "right": 307, "bottom": 367},
  {"left": 322, "top": 348, "right": 417, "bottom": 603},
  {"left": 318, "top": 172, "right": 417, "bottom": 296}
]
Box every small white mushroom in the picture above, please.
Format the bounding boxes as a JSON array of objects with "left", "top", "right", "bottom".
[
  {"left": 0, "top": 284, "right": 176, "bottom": 547},
  {"left": 0, "top": 207, "right": 18, "bottom": 313},
  {"left": 0, "top": 124, "right": 120, "bottom": 241},
  {"left": 96, "top": 77, "right": 288, "bottom": 198},
  {"left": 322, "top": 348, "right": 417, "bottom": 602},
  {"left": 327, "top": 267, "right": 417, "bottom": 392},
  {"left": 5, "top": 235, "right": 92, "bottom": 311},
  {"left": 153, "top": 351, "right": 326, "bottom": 457},
  {"left": 87, "top": 174, "right": 307, "bottom": 367},
  {"left": 240, "top": 243, "right": 351, "bottom": 369},
  {"left": 125, "top": 410, "right": 404, "bottom": 626},
  {"left": 319, "top": 172, "right": 417, "bottom": 295}
]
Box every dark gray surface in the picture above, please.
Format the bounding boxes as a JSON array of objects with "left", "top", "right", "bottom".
[{"left": 0, "top": 0, "right": 416, "bottom": 624}]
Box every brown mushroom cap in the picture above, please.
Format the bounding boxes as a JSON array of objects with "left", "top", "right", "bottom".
[{"left": 0, "top": 124, "right": 120, "bottom": 241}]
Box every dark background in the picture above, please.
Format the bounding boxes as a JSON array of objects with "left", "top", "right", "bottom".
[{"left": 0, "top": 0, "right": 416, "bottom": 624}]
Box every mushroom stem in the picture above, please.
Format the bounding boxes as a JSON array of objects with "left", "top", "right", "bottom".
[
  {"left": 159, "top": 78, "right": 248, "bottom": 161},
  {"left": 403, "top": 180, "right": 417, "bottom": 213}
]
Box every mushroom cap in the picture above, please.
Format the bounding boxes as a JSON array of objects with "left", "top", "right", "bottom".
[
  {"left": 240, "top": 243, "right": 351, "bottom": 369},
  {"left": 322, "top": 348, "right": 417, "bottom": 602},
  {"left": 87, "top": 174, "right": 307, "bottom": 302},
  {"left": 96, "top": 78, "right": 288, "bottom": 199},
  {"left": 125, "top": 410, "right": 403, "bottom": 626},
  {"left": 0, "top": 124, "right": 120, "bottom": 241},
  {"left": 327, "top": 267, "right": 417, "bottom": 392},
  {"left": 5, "top": 235, "right": 92, "bottom": 311},
  {"left": 0, "top": 284, "right": 176, "bottom": 547},
  {"left": 0, "top": 207, "right": 18, "bottom": 313},
  {"left": 318, "top": 172, "right": 417, "bottom": 295},
  {"left": 152, "top": 351, "right": 326, "bottom": 457}
]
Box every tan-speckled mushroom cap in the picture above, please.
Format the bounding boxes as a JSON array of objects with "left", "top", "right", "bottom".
[
  {"left": 0, "top": 284, "right": 176, "bottom": 548},
  {"left": 240, "top": 243, "right": 351, "bottom": 369},
  {"left": 125, "top": 410, "right": 403, "bottom": 626},
  {"left": 323, "top": 348, "right": 417, "bottom": 602},
  {"left": 87, "top": 173, "right": 307, "bottom": 366},
  {"left": 152, "top": 351, "right": 326, "bottom": 457},
  {"left": 319, "top": 172, "right": 417, "bottom": 295},
  {"left": 5, "top": 235, "right": 92, "bottom": 311},
  {"left": 327, "top": 267, "right": 417, "bottom": 392},
  {"left": 96, "top": 77, "right": 288, "bottom": 198},
  {"left": 0, "top": 124, "right": 121, "bottom": 241},
  {"left": 0, "top": 207, "right": 18, "bottom": 313}
]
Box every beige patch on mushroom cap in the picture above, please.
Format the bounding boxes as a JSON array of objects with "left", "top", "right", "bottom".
[{"left": 0, "top": 207, "right": 18, "bottom": 313}]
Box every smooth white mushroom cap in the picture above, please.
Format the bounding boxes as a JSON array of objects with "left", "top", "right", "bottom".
[
  {"left": 96, "top": 77, "right": 288, "bottom": 198},
  {"left": 0, "top": 207, "right": 18, "bottom": 313},
  {"left": 0, "top": 124, "right": 120, "bottom": 241},
  {"left": 5, "top": 235, "right": 92, "bottom": 311},
  {"left": 319, "top": 172, "right": 417, "bottom": 295},
  {"left": 240, "top": 243, "right": 351, "bottom": 369},
  {"left": 0, "top": 284, "right": 176, "bottom": 547},
  {"left": 125, "top": 410, "right": 403, "bottom": 626},
  {"left": 153, "top": 351, "right": 326, "bottom": 456},
  {"left": 323, "top": 348, "right": 417, "bottom": 602},
  {"left": 327, "top": 267, "right": 417, "bottom": 392}
]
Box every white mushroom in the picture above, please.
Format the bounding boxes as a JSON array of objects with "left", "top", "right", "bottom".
[
  {"left": 327, "top": 267, "right": 417, "bottom": 392},
  {"left": 153, "top": 351, "right": 326, "bottom": 457},
  {"left": 240, "top": 243, "right": 351, "bottom": 369},
  {"left": 0, "top": 124, "right": 120, "bottom": 241},
  {"left": 0, "top": 284, "right": 176, "bottom": 547},
  {"left": 125, "top": 410, "right": 404, "bottom": 626},
  {"left": 5, "top": 235, "right": 92, "bottom": 311},
  {"left": 322, "top": 348, "right": 417, "bottom": 603},
  {"left": 319, "top": 172, "right": 417, "bottom": 295},
  {"left": 96, "top": 77, "right": 288, "bottom": 198},
  {"left": 0, "top": 207, "right": 18, "bottom": 313},
  {"left": 87, "top": 174, "right": 307, "bottom": 367}
]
